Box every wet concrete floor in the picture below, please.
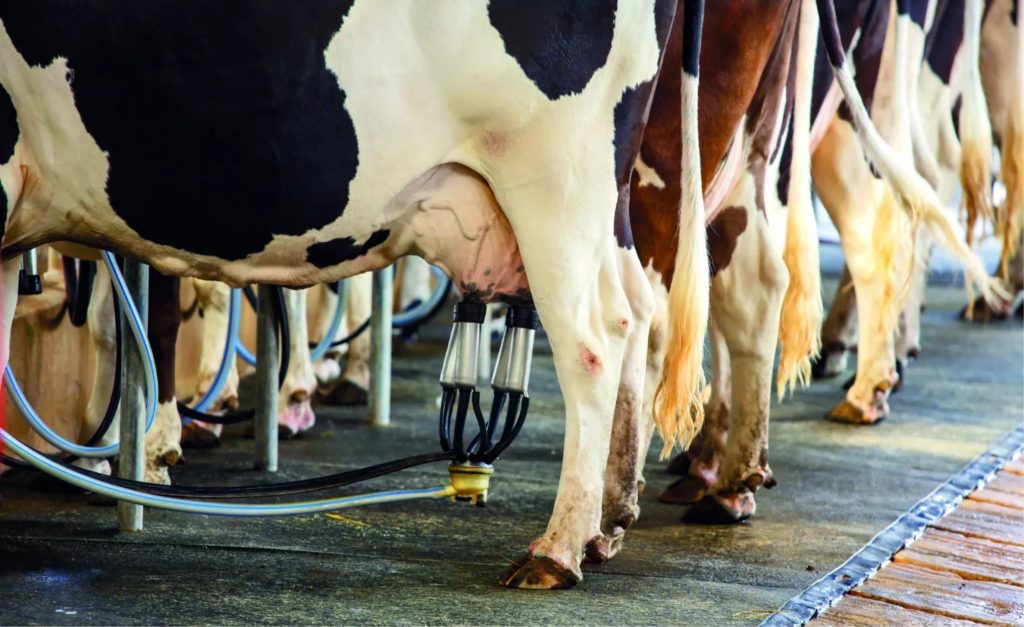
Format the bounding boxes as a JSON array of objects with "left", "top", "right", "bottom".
[{"left": 0, "top": 272, "right": 1020, "bottom": 625}]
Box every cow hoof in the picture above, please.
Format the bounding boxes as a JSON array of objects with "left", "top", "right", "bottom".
[
  {"left": 961, "top": 296, "right": 1010, "bottom": 322},
  {"left": 658, "top": 475, "right": 709, "bottom": 505},
  {"left": 144, "top": 464, "right": 172, "bottom": 486},
  {"left": 826, "top": 399, "right": 885, "bottom": 425},
  {"left": 499, "top": 554, "right": 581, "bottom": 590},
  {"left": 181, "top": 421, "right": 222, "bottom": 449},
  {"left": 319, "top": 378, "right": 369, "bottom": 406},
  {"left": 665, "top": 452, "right": 692, "bottom": 476},
  {"left": 278, "top": 400, "right": 316, "bottom": 439},
  {"left": 682, "top": 492, "right": 753, "bottom": 525},
  {"left": 584, "top": 531, "right": 625, "bottom": 564},
  {"left": 313, "top": 358, "right": 342, "bottom": 387}
]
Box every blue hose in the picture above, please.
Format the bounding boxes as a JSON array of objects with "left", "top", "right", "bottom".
[
  {"left": 0, "top": 426, "right": 456, "bottom": 516},
  {"left": 310, "top": 281, "right": 348, "bottom": 362},
  {"left": 190, "top": 288, "right": 241, "bottom": 413},
  {"left": 2, "top": 252, "right": 159, "bottom": 458},
  {"left": 392, "top": 265, "right": 451, "bottom": 328}
]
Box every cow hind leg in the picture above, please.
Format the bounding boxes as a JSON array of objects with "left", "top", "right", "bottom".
[
  {"left": 181, "top": 279, "right": 238, "bottom": 447},
  {"left": 585, "top": 248, "right": 655, "bottom": 564},
  {"left": 498, "top": 211, "right": 632, "bottom": 589},
  {"left": 144, "top": 271, "right": 184, "bottom": 484},
  {"left": 660, "top": 316, "right": 730, "bottom": 505},
  {"left": 278, "top": 288, "right": 317, "bottom": 438},
  {"left": 813, "top": 265, "right": 857, "bottom": 380},
  {"left": 685, "top": 209, "right": 787, "bottom": 523},
  {"left": 319, "top": 271, "right": 371, "bottom": 406},
  {"left": 74, "top": 263, "right": 118, "bottom": 476},
  {"left": 814, "top": 122, "right": 905, "bottom": 425}
]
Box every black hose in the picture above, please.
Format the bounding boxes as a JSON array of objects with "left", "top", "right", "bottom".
[
  {"left": 68, "top": 451, "right": 452, "bottom": 499},
  {"left": 178, "top": 286, "right": 291, "bottom": 425},
  {"left": 315, "top": 277, "right": 453, "bottom": 350},
  {"left": 62, "top": 257, "right": 97, "bottom": 328}
]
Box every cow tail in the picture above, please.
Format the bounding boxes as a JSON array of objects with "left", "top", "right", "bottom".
[
  {"left": 777, "top": 0, "right": 823, "bottom": 400},
  {"left": 652, "top": 0, "right": 708, "bottom": 458},
  {"left": 814, "top": 0, "right": 1006, "bottom": 307},
  {"left": 997, "top": 11, "right": 1024, "bottom": 281},
  {"left": 959, "top": 0, "right": 995, "bottom": 256}
]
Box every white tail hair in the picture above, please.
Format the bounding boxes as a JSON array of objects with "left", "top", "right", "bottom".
[
  {"left": 653, "top": 1, "right": 709, "bottom": 457},
  {"left": 777, "top": 0, "right": 823, "bottom": 400}
]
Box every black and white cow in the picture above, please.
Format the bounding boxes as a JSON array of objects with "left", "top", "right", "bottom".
[{"left": 0, "top": 1, "right": 714, "bottom": 589}]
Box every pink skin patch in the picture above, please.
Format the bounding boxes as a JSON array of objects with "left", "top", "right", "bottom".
[
  {"left": 579, "top": 343, "right": 602, "bottom": 376},
  {"left": 278, "top": 400, "right": 316, "bottom": 435}
]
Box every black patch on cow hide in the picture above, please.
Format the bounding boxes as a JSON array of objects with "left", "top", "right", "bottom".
[
  {"left": 488, "top": 0, "right": 617, "bottom": 99},
  {"left": 306, "top": 229, "right": 390, "bottom": 269},
  {"left": 0, "top": 1, "right": 360, "bottom": 261},
  {"left": 0, "top": 89, "right": 17, "bottom": 168},
  {"left": 776, "top": 115, "right": 794, "bottom": 207},
  {"left": 907, "top": 0, "right": 930, "bottom": 28},
  {"left": 925, "top": 0, "right": 964, "bottom": 83},
  {"left": 681, "top": 0, "right": 703, "bottom": 78},
  {"left": 0, "top": 180, "right": 7, "bottom": 237}
]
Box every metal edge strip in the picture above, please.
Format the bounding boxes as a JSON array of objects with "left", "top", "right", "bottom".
[{"left": 760, "top": 424, "right": 1024, "bottom": 627}]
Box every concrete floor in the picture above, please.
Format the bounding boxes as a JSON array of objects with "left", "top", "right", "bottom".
[{"left": 0, "top": 271, "right": 1021, "bottom": 625}]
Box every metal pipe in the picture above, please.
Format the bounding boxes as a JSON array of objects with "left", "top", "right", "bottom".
[
  {"left": 254, "top": 284, "right": 279, "bottom": 472},
  {"left": 368, "top": 269, "right": 393, "bottom": 427},
  {"left": 118, "top": 259, "right": 148, "bottom": 532}
]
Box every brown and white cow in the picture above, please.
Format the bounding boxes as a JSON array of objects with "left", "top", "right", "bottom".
[{"left": 617, "top": 0, "right": 1001, "bottom": 526}]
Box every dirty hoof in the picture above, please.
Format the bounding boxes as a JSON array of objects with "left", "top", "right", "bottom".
[
  {"left": 665, "top": 452, "right": 692, "bottom": 476},
  {"left": 499, "top": 554, "right": 581, "bottom": 590},
  {"left": 658, "top": 475, "right": 709, "bottom": 505},
  {"left": 144, "top": 464, "right": 172, "bottom": 486},
  {"left": 961, "top": 296, "right": 1010, "bottom": 322},
  {"left": 313, "top": 358, "right": 342, "bottom": 387},
  {"left": 278, "top": 401, "right": 316, "bottom": 439},
  {"left": 682, "top": 492, "right": 753, "bottom": 525},
  {"left": 826, "top": 399, "right": 885, "bottom": 425},
  {"left": 181, "top": 421, "right": 222, "bottom": 449},
  {"left": 584, "top": 531, "right": 625, "bottom": 564},
  {"left": 811, "top": 343, "right": 848, "bottom": 380},
  {"left": 318, "top": 378, "right": 369, "bottom": 406}
]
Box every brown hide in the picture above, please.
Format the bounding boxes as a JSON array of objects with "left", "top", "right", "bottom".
[{"left": 630, "top": 0, "right": 798, "bottom": 287}]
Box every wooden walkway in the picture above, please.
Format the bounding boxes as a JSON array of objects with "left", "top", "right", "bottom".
[{"left": 813, "top": 457, "right": 1024, "bottom": 626}]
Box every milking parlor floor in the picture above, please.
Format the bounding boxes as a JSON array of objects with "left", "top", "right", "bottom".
[{"left": 0, "top": 256, "right": 1021, "bottom": 626}]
